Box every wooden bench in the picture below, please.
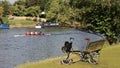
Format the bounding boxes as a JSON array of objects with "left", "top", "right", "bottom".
[
  {"left": 61, "top": 39, "right": 105, "bottom": 64},
  {"left": 86, "top": 40, "right": 105, "bottom": 53}
]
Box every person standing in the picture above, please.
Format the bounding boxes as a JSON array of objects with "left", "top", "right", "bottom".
[{"left": 62, "top": 37, "right": 74, "bottom": 60}]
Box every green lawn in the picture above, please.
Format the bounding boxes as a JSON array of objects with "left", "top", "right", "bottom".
[
  {"left": 8, "top": 19, "right": 34, "bottom": 25},
  {"left": 1, "top": 17, "right": 35, "bottom": 25},
  {"left": 16, "top": 44, "right": 120, "bottom": 68}
]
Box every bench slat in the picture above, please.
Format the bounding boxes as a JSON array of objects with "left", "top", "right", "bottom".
[{"left": 86, "top": 40, "right": 105, "bottom": 52}]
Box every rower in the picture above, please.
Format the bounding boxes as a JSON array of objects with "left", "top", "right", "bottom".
[{"left": 26, "top": 32, "right": 30, "bottom": 36}]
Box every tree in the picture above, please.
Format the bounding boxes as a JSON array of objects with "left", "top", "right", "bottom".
[
  {"left": 40, "top": 0, "right": 49, "bottom": 10},
  {"left": 85, "top": 0, "right": 120, "bottom": 44},
  {"left": 46, "top": 0, "right": 60, "bottom": 21},
  {"left": 0, "top": 7, "right": 3, "bottom": 17},
  {"left": 67, "top": 0, "right": 120, "bottom": 44},
  {"left": 46, "top": 0, "right": 71, "bottom": 23},
  {"left": 25, "top": 6, "right": 41, "bottom": 17},
  {"left": 25, "top": 0, "right": 49, "bottom": 10},
  {"left": 25, "top": 0, "right": 40, "bottom": 7},
  {"left": 68, "top": 0, "right": 93, "bottom": 25},
  {"left": 14, "top": 0, "right": 25, "bottom": 6},
  {"left": 1, "top": 0, "right": 11, "bottom": 16}
]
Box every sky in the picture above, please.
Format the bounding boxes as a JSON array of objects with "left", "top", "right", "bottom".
[
  {"left": 8, "top": 0, "right": 16, "bottom": 4},
  {"left": 1, "top": 0, "right": 17, "bottom": 4}
]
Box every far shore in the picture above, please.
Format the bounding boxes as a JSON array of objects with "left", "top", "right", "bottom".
[
  {"left": 9, "top": 23, "right": 81, "bottom": 28},
  {"left": 9, "top": 24, "right": 36, "bottom": 28}
]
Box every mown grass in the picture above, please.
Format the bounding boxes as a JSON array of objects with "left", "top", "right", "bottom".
[
  {"left": 8, "top": 20, "right": 34, "bottom": 25},
  {"left": 1, "top": 17, "right": 34, "bottom": 25},
  {"left": 16, "top": 44, "right": 120, "bottom": 68}
]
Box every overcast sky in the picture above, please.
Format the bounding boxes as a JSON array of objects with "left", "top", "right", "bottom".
[{"left": 6, "top": 0, "right": 16, "bottom": 4}]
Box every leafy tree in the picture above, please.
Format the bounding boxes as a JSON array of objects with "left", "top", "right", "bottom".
[
  {"left": 46, "top": 0, "right": 60, "bottom": 21},
  {"left": 0, "top": 7, "right": 3, "bottom": 17},
  {"left": 14, "top": 0, "right": 25, "bottom": 6},
  {"left": 1, "top": 0, "right": 11, "bottom": 16},
  {"left": 25, "top": 0, "right": 49, "bottom": 10},
  {"left": 40, "top": 0, "right": 49, "bottom": 10},
  {"left": 25, "top": 0, "right": 40, "bottom": 7},
  {"left": 46, "top": 0, "right": 71, "bottom": 23},
  {"left": 85, "top": 0, "right": 120, "bottom": 44},
  {"left": 67, "top": 0, "right": 120, "bottom": 44},
  {"left": 11, "top": 5, "right": 25, "bottom": 16},
  {"left": 68, "top": 0, "right": 92, "bottom": 25},
  {"left": 25, "top": 6, "right": 41, "bottom": 17}
]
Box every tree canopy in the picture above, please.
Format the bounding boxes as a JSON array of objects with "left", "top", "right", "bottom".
[{"left": 0, "top": 7, "right": 3, "bottom": 17}]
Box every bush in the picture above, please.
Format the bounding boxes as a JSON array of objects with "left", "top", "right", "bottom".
[{"left": 1, "top": 17, "right": 9, "bottom": 24}]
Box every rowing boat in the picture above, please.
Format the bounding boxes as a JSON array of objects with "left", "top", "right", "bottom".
[{"left": 14, "top": 33, "right": 51, "bottom": 37}]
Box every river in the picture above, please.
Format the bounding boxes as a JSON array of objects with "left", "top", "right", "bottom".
[{"left": 0, "top": 27, "right": 102, "bottom": 68}]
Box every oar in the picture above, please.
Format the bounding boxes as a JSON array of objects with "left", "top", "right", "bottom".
[
  {"left": 14, "top": 34, "right": 25, "bottom": 37},
  {"left": 14, "top": 33, "right": 51, "bottom": 37}
]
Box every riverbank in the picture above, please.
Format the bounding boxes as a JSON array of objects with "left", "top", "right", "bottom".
[
  {"left": 16, "top": 44, "right": 120, "bottom": 68},
  {"left": 9, "top": 23, "right": 81, "bottom": 28},
  {"left": 7, "top": 17, "right": 81, "bottom": 28},
  {"left": 2, "top": 16, "right": 81, "bottom": 28},
  {"left": 10, "top": 24, "right": 35, "bottom": 28},
  {"left": 8, "top": 19, "right": 35, "bottom": 28}
]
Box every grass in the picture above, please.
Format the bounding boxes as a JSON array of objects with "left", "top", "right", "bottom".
[
  {"left": 8, "top": 19, "right": 34, "bottom": 25},
  {"left": 16, "top": 44, "right": 120, "bottom": 68},
  {"left": 1, "top": 17, "right": 35, "bottom": 25},
  {"left": 8, "top": 19, "right": 36, "bottom": 28}
]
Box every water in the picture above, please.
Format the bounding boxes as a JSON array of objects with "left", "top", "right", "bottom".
[{"left": 0, "top": 27, "right": 102, "bottom": 68}]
